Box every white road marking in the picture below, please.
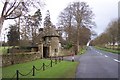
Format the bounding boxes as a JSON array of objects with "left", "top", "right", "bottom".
[
  {"left": 105, "top": 55, "right": 108, "bottom": 57},
  {"left": 95, "top": 51, "right": 97, "bottom": 53},
  {"left": 100, "top": 53, "right": 102, "bottom": 55},
  {"left": 97, "top": 51, "right": 99, "bottom": 53},
  {"left": 93, "top": 49, "right": 120, "bottom": 63},
  {"left": 114, "top": 59, "right": 120, "bottom": 63},
  {"left": 95, "top": 51, "right": 103, "bottom": 55}
]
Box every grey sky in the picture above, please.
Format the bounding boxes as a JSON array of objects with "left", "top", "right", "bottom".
[
  {"left": 118, "top": 1, "right": 120, "bottom": 18},
  {"left": 0, "top": 0, "right": 119, "bottom": 41},
  {"left": 43, "top": 0, "right": 118, "bottom": 35}
]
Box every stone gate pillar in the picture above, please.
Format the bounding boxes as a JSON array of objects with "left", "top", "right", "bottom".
[
  {"left": 38, "top": 43, "right": 43, "bottom": 58},
  {"left": 49, "top": 45, "right": 51, "bottom": 57}
]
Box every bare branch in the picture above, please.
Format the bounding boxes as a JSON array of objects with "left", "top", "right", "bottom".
[
  {"left": 6, "top": 12, "right": 22, "bottom": 20},
  {"left": 6, "top": 2, "right": 21, "bottom": 17},
  {"left": 5, "top": 2, "right": 16, "bottom": 16},
  {"left": 1, "top": 2, "right": 8, "bottom": 16}
]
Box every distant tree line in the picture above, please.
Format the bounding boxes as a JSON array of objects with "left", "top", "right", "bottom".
[{"left": 91, "top": 18, "right": 120, "bottom": 50}]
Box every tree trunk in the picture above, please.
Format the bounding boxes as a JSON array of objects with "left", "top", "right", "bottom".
[
  {"left": 0, "top": 17, "right": 5, "bottom": 47},
  {"left": 0, "top": 17, "right": 5, "bottom": 35},
  {"left": 75, "top": 21, "right": 80, "bottom": 55},
  {"left": 113, "top": 42, "right": 115, "bottom": 50}
]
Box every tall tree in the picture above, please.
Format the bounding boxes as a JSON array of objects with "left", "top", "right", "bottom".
[
  {"left": 20, "top": 9, "right": 42, "bottom": 46},
  {"left": 31, "top": 9, "right": 42, "bottom": 45},
  {"left": 118, "top": 18, "right": 120, "bottom": 47},
  {"left": 44, "top": 10, "right": 52, "bottom": 27},
  {"left": 106, "top": 19, "right": 118, "bottom": 49},
  {"left": 32, "top": 9, "right": 42, "bottom": 27},
  {"left": 72, "top": 2, "right": 94, "bottom": 54},
  {"left": 58, "top": 5, "right": 74, "bottom": 43},
  {"left": 43, "top": 10, "right": 53, "bottom": 37},
  {"left": 58, "top": 2, "right": 95, "bottom": 54},
  {"left": 7, "top": 24, "right": 20, "bottom": 46}
]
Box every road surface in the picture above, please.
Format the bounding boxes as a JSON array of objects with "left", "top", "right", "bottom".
[{"left": 64, "top": 46, "right": 119, "bottom": 79}]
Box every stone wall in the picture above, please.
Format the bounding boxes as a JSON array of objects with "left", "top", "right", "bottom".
[
  {"left": 2, "top": 52, "right": 41, "bottom": 67},
  {"left": 50, "top": 37, "right": 60, "bottom": 56}
]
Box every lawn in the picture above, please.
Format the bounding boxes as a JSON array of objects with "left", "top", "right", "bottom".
[
  {"left": 0, "top": 47, "right": 9, "bottom": 55},
  {"left": 0, "top": 46, "right": 17, "bottom": 55},
  {"left": 2, "top": 59, "right": 78, "bottom": 79},
  {"left": 0, "top": 47, "right": 4, "bottom": 55},
  {"left": 95, "top": 46, "right": 120, "bottom": 54}
]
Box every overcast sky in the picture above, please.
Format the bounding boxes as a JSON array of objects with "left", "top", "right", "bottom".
[
  {"left": 0, "top": 0, "right": 119, "bottom": 41},
  {"left": 43, "top": 0, "right": 119, "bottom": 35}
]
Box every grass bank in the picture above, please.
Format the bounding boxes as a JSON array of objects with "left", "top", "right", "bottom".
[
  {"left": 78, "top": 46, "right": 87, "bottom": 55},
  {"left": 2, "top": 59, "right": 78, "bottom": 78},
  {"left": 95, "top": 46, "right": 120, "bottom": 54}
]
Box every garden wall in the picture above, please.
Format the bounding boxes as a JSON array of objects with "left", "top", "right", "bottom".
[{"left": 2, "top": 52, "right": 41, "bottom": 67}]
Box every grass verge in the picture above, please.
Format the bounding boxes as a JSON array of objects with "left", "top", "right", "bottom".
[
  {"left": 2, "top": 59, "right": 78, "bottom": 78},
  {"left": 78, "top": 46, "right": 87, "bottom": 55},
  {"left": 95, "top": 46, "right": 120, "bottom": 54}
]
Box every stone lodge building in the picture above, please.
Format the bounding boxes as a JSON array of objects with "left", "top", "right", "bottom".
[{"left": 37, "top": 26, "right": 61, "bottom": 58}]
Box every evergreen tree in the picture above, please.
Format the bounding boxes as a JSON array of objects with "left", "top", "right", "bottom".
[
  {"left": 7, "top": 24, "right": 20, "bottom": 46},
  {"left": 44, "top": 10, "right": 52, "bottom": 27},
  {"left": 32, "top": 9, "right": 42, "bottom": 27}
]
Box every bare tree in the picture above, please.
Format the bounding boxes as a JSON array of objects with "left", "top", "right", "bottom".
[
  {"left": 58, "top": 2, "right": 95, "bottom": 54},
  {"left": 72, "top": 2, "right": 95, "bottom": 54},
  {"left": 106, "top": 19, "right": 118, "bottom": 49},
  {"left": 58, "top": 5, "right": 74, "bottom": 44},
  {"left": 0, "top": 0, "right": 45, "bottom": 34},
  {"left": 118, "top": 18, "right": 120, "bottom": 47},
  {"left": 20, "top": 9, "right": 42, "bottom": 46}
]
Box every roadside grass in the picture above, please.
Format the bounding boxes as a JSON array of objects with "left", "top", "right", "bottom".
[
  {"left": 2, "top": 59, "right": 78, "bottom": 78},
  {"left": 78, "top": 46, "right": 87, "bottom": 55},
  {"left": 95, "top": 46, "right": 120, "bottom": 54}
]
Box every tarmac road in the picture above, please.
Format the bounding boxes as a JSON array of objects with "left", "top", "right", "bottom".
[
  {"left": 64, "top": 46, "right": 119, "bottom": 79},
  {"left": 76, "top": 46, "right": 119, "bottom": 79}
]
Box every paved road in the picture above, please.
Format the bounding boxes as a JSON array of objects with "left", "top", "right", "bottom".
[{"left": 64, "top": 46, "right": 119, "bottom": 79}]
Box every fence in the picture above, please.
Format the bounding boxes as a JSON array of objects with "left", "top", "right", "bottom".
[{"left": 10, "top": 56, "right": 63, "bottom": 80}]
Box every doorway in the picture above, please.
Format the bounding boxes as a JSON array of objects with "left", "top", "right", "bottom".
[{"left": 43, "top": 47, "right": 49, "bottom": 58}]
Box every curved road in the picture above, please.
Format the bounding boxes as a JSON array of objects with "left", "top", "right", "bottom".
[{"left": 64, "top": 46, "right": 119, "bottom": 79}]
